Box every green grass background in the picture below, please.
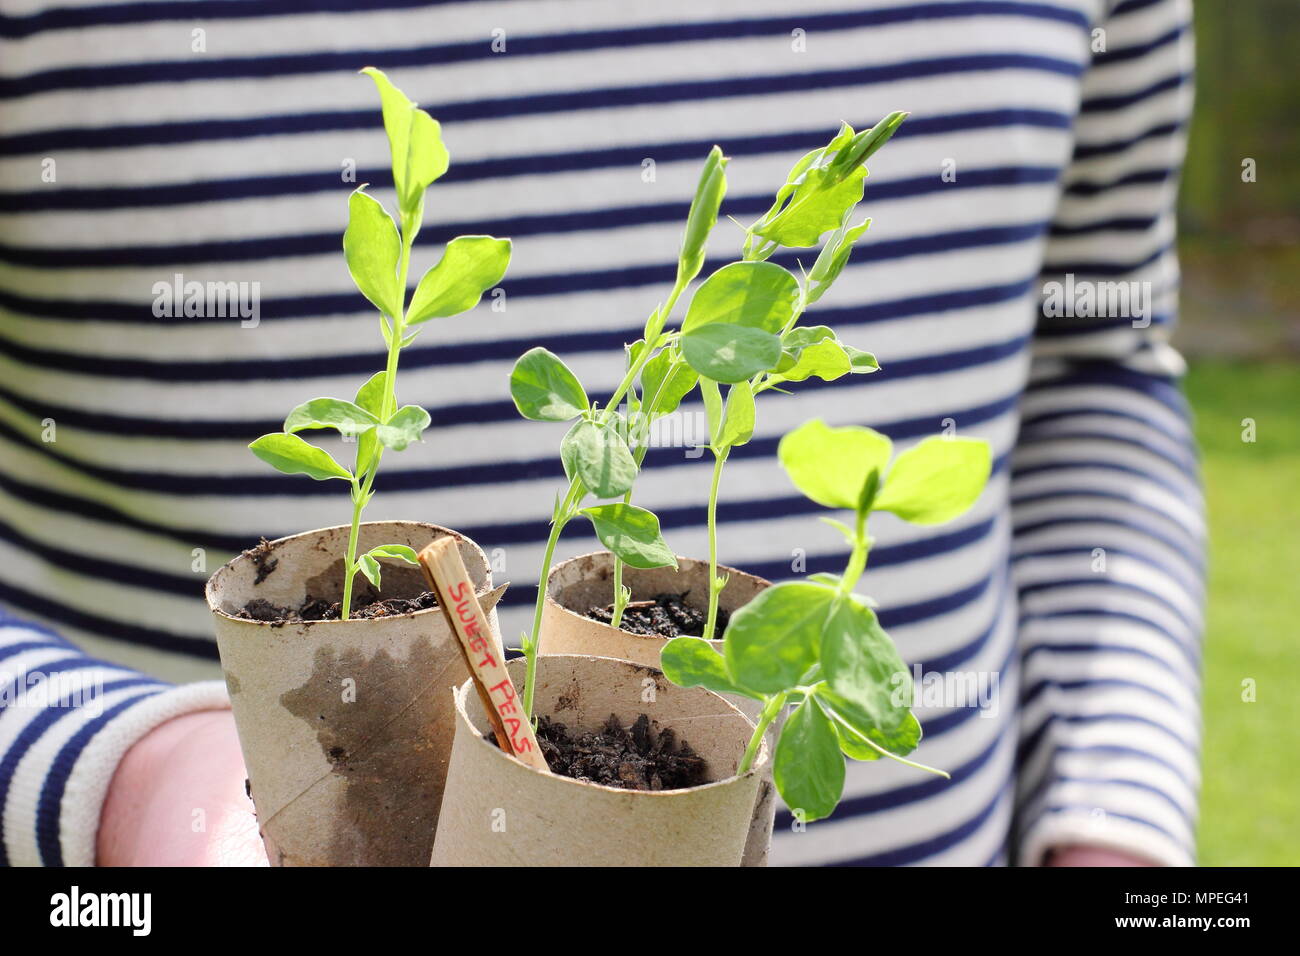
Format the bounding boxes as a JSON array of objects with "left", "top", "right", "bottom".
[{"left": 1184, "top": 362, "right": 1300, "bottom": 865}]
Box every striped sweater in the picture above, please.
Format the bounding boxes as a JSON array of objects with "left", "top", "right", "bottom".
[{"left": 0, "top": 0, "right": 1201, "bottom": 866}]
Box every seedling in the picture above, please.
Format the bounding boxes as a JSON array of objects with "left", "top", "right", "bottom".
[
  {"left": 509, "top": 115, "right": 909, "bottom": 715},
  {"left": 681, "top": 113, "right": 908, "bottom": 640},
  {"left": 249, "top": 68, "right": 511, "bottom": 619},
  {"left": 661, "top": 418, "right": 992, "bottom": 820},
  {"left": 507, "top": 147, "right": 730, "bottom": 715}
]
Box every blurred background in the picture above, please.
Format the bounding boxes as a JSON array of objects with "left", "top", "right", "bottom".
[{"left": 1179, "top": 0, "right": 1298, "bottom": 865}]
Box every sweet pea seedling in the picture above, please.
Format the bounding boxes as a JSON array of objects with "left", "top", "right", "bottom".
[
  {"left": 680, "top": 112, "right": 908, "bottom": 640},
  {"left": 509, "top": 115, "right": 909, "bottom": 717},
  {"left": 249, "top": 68, "right": 511, "bottom": 619},
  {"left": 661, "top": 418, "right": 992, "bottom": 821},
  {"left": 508, "top": 148, "right": 729, "bottom": 715}
]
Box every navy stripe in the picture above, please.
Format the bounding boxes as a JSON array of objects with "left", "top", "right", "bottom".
[
  {"left": 0, "top": 1, "right": 502, "bottom": 39},
  {"left": 1012, "top": 544, "right": 1200, "bottom": 594},
  {"left": 0, "top": 470, "right": 254, "bottom": 553},
  {"left": 1080, "top": 71, "right": 1190, "bottom": 114},
  {"left": 0, "top": 517, "right": 203, "bottom": 598},
  {"left": 1021, "top": 676, "right": 1187, "bottom": 721},
  {"left": 1071, "top": 120, "right": 1184, "bottom": 162},
  {"left": 1012, "top": 457, "right": 1199, "bottom": 507},
  {"left": 0, "top": 209, "right": 1051, "bottom": 325},
  {"left": 37, "top": 690, "right": 163, "bottom": 865},
  {"left": 0, "top": 46, "right": 1084, "bottom": 103},
  {"left": 0, "top": 388, "right": 1019, "bottom": 496},
  {"left": 1012, "top": 507, "right": 1203, "bottom": 571},
  {"left": 1020, "top": 608, "right": 1198, "bottom": 669},
  {"left": 0, "top": 640, "right": 75, "bottom": 665},
  {"left": 1036, "top": 803, "right": 1186, "bottom": 847},
  {"left": 0, "top": 579, "right": 216, "bottom": 659},
  {"left": 0, "top": 331, "right": 1029, "bottom": 436},
  {"left": 1020, "top": 772, "right": 1192, "bottom": 823},
  {"left": 832, "top": 781, "right": 1012, "bottom": 866},
  {"left": 780, "top": 722, "right": 1004, "bottom": 827},
  {"left": 0, "top": 106, "right": 1070, "bottom": 197},
  {"left": 0, "top": 184, "right": 1055, "bottom": 268},
  {"left": 0, "top": 0, "right": 1089, "bottom": 42},
  {"left": 0, "top": 675, "right": 159, "bottom": 867}
]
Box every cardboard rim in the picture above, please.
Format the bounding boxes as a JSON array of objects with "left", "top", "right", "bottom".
[
  {"left": 543, "top": 550, "right": 770, "bottom": 649},
  {"left": 452, "top": 653, "right": 770, "bottom": 795},
  {"left": 205, "top": 520, "right": 502, "bottom": 625}
]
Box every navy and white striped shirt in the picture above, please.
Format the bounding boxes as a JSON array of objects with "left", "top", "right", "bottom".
[{"left": 0, "top": 0, "right": 1201, "bottom": 866}]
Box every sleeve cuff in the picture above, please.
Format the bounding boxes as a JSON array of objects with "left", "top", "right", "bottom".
[
  {"left": 1017, "top": 806, "right": 1194, "bottom": 868},
  {"left": 64, "top": 680, "right": 231, "bottom": 867}
]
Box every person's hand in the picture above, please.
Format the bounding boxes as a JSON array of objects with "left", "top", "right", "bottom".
[
  {"left": 97, "top": 709, "right": 267, "bottom": 866},
  {"left": 1047, "top": 845, "right": 1156, "bottom": 867}
]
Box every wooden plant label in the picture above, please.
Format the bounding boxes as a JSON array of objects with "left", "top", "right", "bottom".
[{"left": 418, "top": 538, "right": 549, "bottom": 773}]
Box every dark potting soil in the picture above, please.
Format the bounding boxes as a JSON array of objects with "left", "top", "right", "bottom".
[
  {"left": 584, "top": 591, "right": 728, "bottom": 638},
  {"left": 248, "top": 537, "right": 279, "bottom": 585},
  {"left": 235, "top": 591, "right": 438, "bottom": 624},
  {"left": 490, "top": 713, "right": 708, "bottom": 790}
]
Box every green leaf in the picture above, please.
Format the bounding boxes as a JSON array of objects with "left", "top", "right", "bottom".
[
  {"left": 354, "top": 372, "right": 389, "bottom": 417},
  {"left": 680, "top": 323, "right": 782, "bottom": 384},
  {"left": 510, "top": 347, "right": 589, "bottom": 421},
  {"left": 361, "top": 67, "right": 448, "bottom": 212},
  {"left": 561, "top": 420, "right": 637, "bottom": 499},
  {"left": 249, "top": 433, "right": 353, "bottom": 481},
  {"left": 723, "top": 581, "right": 837, "bottom": 694},
  {"left": 820, "top": 598, "right": 911, "bottom": 733},
  {"left": 640, "top": 350, "right": 698, "bottom": 418},
  {"left": 782, "top": 325, "right": 837, "bottom": 351},
  {"left": 772, "top": 339, "right": 852, "bottom": 384},
  {"left": 682, "top": 261, "right": 800, "bottom": 334},
  {"left": 777, "top": 419, "right": 893, "bottom": 510},
  {"left": 807, "top": 215, "right": 871, "bottom": 304},
  {"left": 660, "top": 637, "right": 761, "bottom": 700},
  {"left": 822, "top": 700, "right": 922, "bottom": 760},
  {"left": 374, "top": 404, "right": 431, "bottom": 451},
  {"left": 808, "top": 571, "right": 843, "bottom": 589},
  {"left": 343, "top": 188, "right": 402, "bottom": 319},
  {"left": 579, "top": 503, "right": 677, "bottom": 570},
  {"left": 357, "top": 543, "right": 420, "bottom": 589},
  {"left": 773, "top": 697, "right": 845, "bottom": 822},
  {"left": 719, "top": 381, "right": 755, "bottom": 448},
  {"left": 754, "top": 165, "right": 866, "bottom": 248},
  {"left": 760, "top": 124, "right": 854, "bottom": 223},
  {"left": 844, "top": 345, "right": 879, "bottom": 373},
  {"left": 678, "top": 146, "right": 728, "bottom": 284},
  {"left": 404, "top": 108, "right": 450, "bottom": 206},
  {"left": 352, "top": 374, "right": 387, "bottom": 478},
  {"left": 283, "top": 398, "right": 378, "bottom": 437},
  {"left": 357, "top": 552, "right": 382, "bottom": 589},
  {"left": 700, "top": 377, "right": 724, "bottom": 447},
  {"left": 827, "top": 110, "right": 908, "bottom": 181},
  {"left": 818, "top": 516, "right": 858, "bottom": 546},
  {"left": 366, "top": 544, "right": 420, "bottom": 564},
  {"left": 873, "top": 436, "right": 992, "bottom": 524},
  {"left": 407, "top": 235, "right": 512, "bottom": 324}
]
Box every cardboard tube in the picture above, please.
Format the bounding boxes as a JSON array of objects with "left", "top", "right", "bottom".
[
  {"left": 430, "top": 655, "right": 769, "bottom": 867},
  {"left": 206, "top": 521, "right": 505, "bottom": 867},
  {"left": 540, "top": 551, "right": 776, "bottom": 865},
  {"left": 541, "top": 551, "right": 769, "bottom": 668}
]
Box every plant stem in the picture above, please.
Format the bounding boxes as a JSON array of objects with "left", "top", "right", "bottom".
[
  {"left": 340, "top": 484, "right": 366, "bottom": 621},
  {"left": 702, "top": 448, "right": 727, "bottom": 640},
  {"left": 609, "top": 487, "right": 632, "bottom": 628},
  {"left": 520, "top": 286, "right": 688, "bottom": 719},
  {"left": 340, "top": 210, "right": 417, "bottom": 619},
  {"left": 738, "top": 691, "right": 787, "bottom": 775},
  {"left": 521, "top": 503, "right": 573, "bottom": 718},
  {"left": 839, "top": 508, "right": 870, "bottom": 595}
]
